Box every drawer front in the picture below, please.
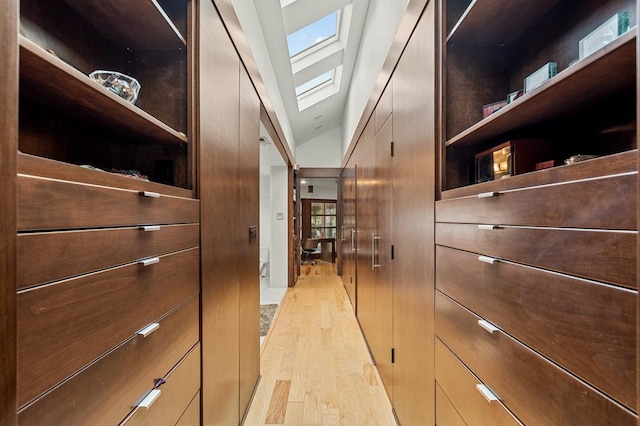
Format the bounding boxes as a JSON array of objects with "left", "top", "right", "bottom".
[
  {"left": 435, "top": 172, "right": 636, "bottom": 229},
  {"left": 18, "top": 223, "right": 200, "bottom": 289},
  {"left": 435, "top": 292, "right": 637, "bottom": 425},
  {"left": 436, "top": 384, "right": 467, "bottom": 426},
  {"left": 123, "top": 343, "right": 201, "bottom": 426},
  {"left": 436, "top": 222, "right": 636, "bottom": 288},
  {"left": 18, "top": 247, "right": 199, "bottom": 406},
  {"left": 18, "top": 174, "right": 199, "bottom": 231},
  {"left": 176, "top": 391, "right": 200, "bottom": 426},
  {"left": 435, "top": 339, "right": 520, "bottom": 426},
  {"left": 18, "top": 297, "right": 199, "bottom": 426},
  {"left": 436, "top": 246, "right": 636, "bottom": 410}
]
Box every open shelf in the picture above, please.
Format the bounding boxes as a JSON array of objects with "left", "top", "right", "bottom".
[
  {"left": 19, "top": 36, "right": 188, "bottom": 145},
  {"left": 17, "top": 152, "right": 194, "bottom": 198},
  {"left": 60, "top": 0, "right": 185, "bottom": 49},
  {"left": 447, "top": 0, "right": 562, "bottom": 45},
  {"left": 441, "top": 149, "right": 637, "bottom": 199},
  {"left": 446, "top": 28, "right": 636, "bottom": 148}
]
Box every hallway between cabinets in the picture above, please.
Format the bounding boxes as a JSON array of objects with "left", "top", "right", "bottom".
[{"left": 244, "top": 262, "right": 396, "bottom": 425}]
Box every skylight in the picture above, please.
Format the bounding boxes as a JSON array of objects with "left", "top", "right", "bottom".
[
  {"left": 287, "top": 11, "right": 338, "bottom": 58},
  {"left": 295, "top": 70, "right": 334, "bottom": 96}
]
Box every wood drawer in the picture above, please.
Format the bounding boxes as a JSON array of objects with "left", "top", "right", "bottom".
[
  {"left": 436, "top": 222, "right": 636, "bottom": 288},
  {"left": 18, "top": 247, "right": 199, "bottom": 407},
  {"left": 18, "top": 174, "right": 199, "bottom": 231},
  {"left": 436, "top": 383, "right": 467, "bottom": 426},
  {"left": 122, "top": 343, "right": 201, "bottom": 426},
  {"left": 435, "top": 292, "right": 637, "bottom": 425},
  {"left": 435, "top": 172, "right": 636, "bottom": 230},
  {"left": 18, "top": 297, "right": 199, "bottom": 426},
  {"left": 436, "top": 246, "right": 636, "bottom": 409},
  {"left": 176, "top": 391, "right": 200, "bottom": 426},
  {"left": 435, "top": 339, "right": 520, "bottom": 426},
  {"left": 18, "top": 223, "right": 200, "bottom": 289}
]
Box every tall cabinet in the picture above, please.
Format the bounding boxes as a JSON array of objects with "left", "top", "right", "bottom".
[
  {"left": 341, "top": 3, "right": 437, "bottom": 424},
  {"left": 1, "top": 0, "right": 263, "bottom": 424},
  {"left": 436, "top": 0, "right": 637, "bottom": 423}
]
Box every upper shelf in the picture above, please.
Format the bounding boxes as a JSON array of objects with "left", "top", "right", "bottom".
[
  {"left": 447, "top": 0, "right": 563, "bottom": 45},
  {"left": 60, "top": 0, "right": 186, "bottom": 49},
  {"left": 20, "top": 36, "right": 188, "bottom": 145},
  {"left": 445, "top": 28, "right": 636, "bottom": 148}
]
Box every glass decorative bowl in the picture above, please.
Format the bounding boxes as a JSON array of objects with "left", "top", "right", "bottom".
[{"left": 89, "top": 70, "right": 141, "bottom": 104}]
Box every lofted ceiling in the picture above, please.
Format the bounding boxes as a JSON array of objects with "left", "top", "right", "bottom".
[{"left": 236, "top": 0, "right": 371, "bottom": 146}]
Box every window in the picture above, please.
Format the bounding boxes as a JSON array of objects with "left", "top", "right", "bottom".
[
  {"left": 295, "top": 70, "right": 334, "bottom": 96},
  {"left": 311, "top": 202, "right": 336, "bottom": 238},
  {"left": 286, "top": 11, "right": 338, "bottom": 57}
]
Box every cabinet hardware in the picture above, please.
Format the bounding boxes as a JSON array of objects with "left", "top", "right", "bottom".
[
  {"left": 478, "top": 255, "right": 497, "bottom": 264},
  {"left": 477, "top": 224, "right": 499, "bottom": 230},
  {"left": 136, "top": 389, "right": 161, "bottom": 409},
  {"left": 372, "top": 234, "right": 381, "bottom": 270},
  {"left": 476, "top": 384, "right": 499, "bottom": 403},
  {"left": 137, "top": 323, "right": 160, "bottom": 337},
  {"left": 477, "top": 319, "right": 499, "bottom": 334},
  {"left": 140, "top": 191, "right": 161, "bottom": 198},
  {"left": 138, "top": 257, "right": 160, "bottom": 267},
  {"left": 477, "top": 191, "right": 499, "bottom": 198},
  {"left": 351, "top": 229, "right": 356, "bottom": 253},
  {"left": 139, "top": 225, "right": 161, "bottom": 232}
]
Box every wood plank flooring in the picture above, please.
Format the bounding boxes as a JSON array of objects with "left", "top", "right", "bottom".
[{"left": 244, "top": 262, "right": 396, "bottom": 425}]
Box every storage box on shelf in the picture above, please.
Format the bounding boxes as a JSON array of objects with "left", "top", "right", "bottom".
[{"left": 437, "top": 0, "right": 638, "bottom": 422}]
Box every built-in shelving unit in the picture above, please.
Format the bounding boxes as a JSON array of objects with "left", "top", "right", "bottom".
[
  {"left": 446, "top": 29, "right": 636, "bottom": 148},
  {"left": 60, "top": 0, "right": 186, "bottom": 48},
  {"left": 436, "top": 0, "right": 637, "bottom": 423},
  {"left": 20, "top": 36, "right": 188, "bottom": 146},
  {"left": 19, "top": 0, "right": 190, "bottom": 188}
]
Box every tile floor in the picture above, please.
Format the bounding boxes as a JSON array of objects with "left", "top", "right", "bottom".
[{"left": 260, "top": 275, "right": 287, "bottom": 346}]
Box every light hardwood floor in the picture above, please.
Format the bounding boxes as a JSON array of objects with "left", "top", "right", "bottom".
[{"left": 244, "top": 262, "right": 397, "bottom": 425}]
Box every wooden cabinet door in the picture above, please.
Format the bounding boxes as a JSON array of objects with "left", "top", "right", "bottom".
[
  {"left": 355, "top": 120, "right": 376, "bottom": 340},
  {"left": 341, "top": 165, "right": 357, "bottom": 309},
  {"left": 198, "top": 1, "right": 241, "bottom": 424},
  {"left": 238, "top": 66, "right": 260, "bottom": 420},
  {"left": 391, "top": 3, "right": 437, "bottom": 425},
  {"left": 373, "top": 107, "right": 394, "bottom": 401}
]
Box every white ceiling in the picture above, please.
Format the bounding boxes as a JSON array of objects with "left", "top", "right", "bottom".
[{"left": 237, "top": 0, "right": 371, "bottom": 146}]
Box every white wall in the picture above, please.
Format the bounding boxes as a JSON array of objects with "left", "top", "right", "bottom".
[
  {"left": 269, "top": 166, "right": 289, "bottom": 288},
  {"left": 300, "top": 181, "right": 338, "bottom": 199},
  {"left": 230, "top": 0, "right": 297, "bottom": 153},
  {"left": 296, "top": 126, "right": 343, "bottom": 168},
  {"left": 260, "top": 175, "right": 271, "bottom": 246},
  {"left": 342, "top": 0, "right": 409, "bottom": 156}
]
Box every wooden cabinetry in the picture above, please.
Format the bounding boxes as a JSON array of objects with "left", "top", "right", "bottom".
[
  {"left": 13, "top": 0, "right": 201, "bottom": 424},
  {"left": 198, "top": 1, "right": 261, "bottom": 423},
  {"left": 437, "top": 0, "right": 638, "bottom": 422},
  {"left": 341, "top": 4, "right": 437, "bottom": 424}
]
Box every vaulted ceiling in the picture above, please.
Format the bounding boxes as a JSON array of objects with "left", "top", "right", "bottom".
[{"left": 247, "top": 0, "right": 370, "bottom": 145}]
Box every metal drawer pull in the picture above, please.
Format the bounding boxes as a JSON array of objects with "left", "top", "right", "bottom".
[
  {"left": 477, "top": 191, "right": 499, "bottom": 198},
  {"left": 137, "top": 323, "right": 160, "bottom": 337},
  {"left": 136, "top": 389, "right": 161, "bottom": 409},
  {"left": 478, "top": 255, "right": 497, "bottom": 264},
  {"left": 140, "top": 225, "right": 161, "bottom": 232},
  {"left": 138, "top": 257, "right": 160, "bottom": 267},
  {"left": 140, "top": 191, "right": 161, "bottom": 198},
  {"left": 478, "top": 224, "right": 499, "bottom": 230},
  {"left": 476, "top": 384, "right": 499, "bottom": 403},
  {"left": 478, "top": 319, "right": 499, "bottom": 334}
]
